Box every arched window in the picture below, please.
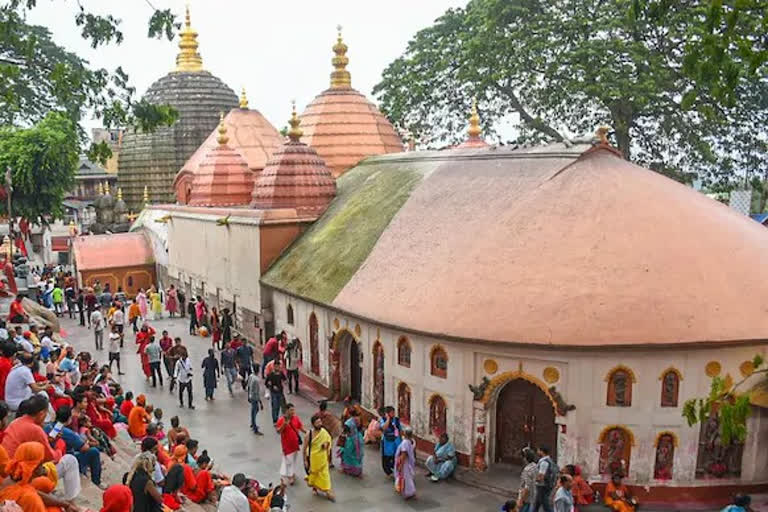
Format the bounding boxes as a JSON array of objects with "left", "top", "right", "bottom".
[
  {"left": 660, "top": 369, "right": 680, "bottom": 407},
  {"left": 598, "top": 426, "right": 633, "bottom": 476},
  {"left": 606, "top": 366, "right": 634, "bottom": 407},
  {"left": 397, "top": 336, "right": 411, "bottom": 368},
  {"left": 397, "top": 382, "right": 411, "bottom": 424},
  {"left": 309, "top": 313, "right": 320, "bottom": 375},
  {"left": 430, "top": 345, "right": 448, "bottom": 379},
  {"left": 428, "top": 394, "right": 447, "bottom": 435},
  {"left": 286, "top": 304, "right": 294, "bottom": 325},
  {"left": 654, "top": 432, "right": 676, "bottom": 480},
  {"left": 373, "top": 342, "right": 385, "bottom": 410}
]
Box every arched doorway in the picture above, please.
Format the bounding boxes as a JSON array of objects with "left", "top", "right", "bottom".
[
  {"left": 309, "top": 314, "right": 320, "bottom": 375},
  {"left": 349, "top": 338, "right": 362, "bottom": 402},
  {"left": 331, "top": 329, "right": 362, "bottom": 403},
  {"left": 495, "top": 379, "right": 556, "bottom": 464}
]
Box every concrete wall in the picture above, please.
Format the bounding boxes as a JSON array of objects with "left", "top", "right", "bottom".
[{"left": 266, "top": 287, "right": 768, "bottom": 488}]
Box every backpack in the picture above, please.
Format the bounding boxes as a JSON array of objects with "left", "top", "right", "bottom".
[{"left": 544, "top": 456, "right": 559, "bottom": 488}]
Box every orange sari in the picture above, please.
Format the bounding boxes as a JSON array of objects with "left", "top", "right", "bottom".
[
  {"left": 605, "top": 482, "right": 635, "bottom": 512},
  {"left": 185, "top": 469, "right": 213, "bottom": 503},
  {"left": 0, "top": 442, "right": 60, "bottom": 512},
  {"left": 128, "top": 406, "right": 150, "bottom": 438}
]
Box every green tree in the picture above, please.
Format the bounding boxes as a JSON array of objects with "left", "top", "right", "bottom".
[
  {"left": 0, "top": 112, "right": 80, "bottom": 221},
  {"left": 683, "top": 354, "right": 766, "bottom": 444},
  {"left": 373, "top": 0, "right": 768, "bottom": 185}
]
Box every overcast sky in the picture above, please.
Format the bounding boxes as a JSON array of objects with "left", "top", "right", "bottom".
[{"left": 27, "top": 0, "right": 466, "bottom": 134}]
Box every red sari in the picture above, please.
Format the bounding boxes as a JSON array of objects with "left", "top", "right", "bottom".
[
  {"left": 86, "top": 397, "right": 117, "bottom": 439},
  {"left": 135, "top": 328, "right": 155, "bottom": 378},
  {"left": 185, "top": 469, "right": 213, "bottom": 503}
]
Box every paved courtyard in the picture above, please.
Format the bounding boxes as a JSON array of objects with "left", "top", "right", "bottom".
[{"left": 61, "top": 315, "right": 508, "bottom": 511}]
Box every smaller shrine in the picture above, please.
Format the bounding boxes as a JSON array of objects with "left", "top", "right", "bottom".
[
  {"left": 457, "top": 99, "right": 489, "bottom": 148},
  {"left": 89, "top": 183, "right": 131, "bottom": 234}
]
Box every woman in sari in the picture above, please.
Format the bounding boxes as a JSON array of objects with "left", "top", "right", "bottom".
[
  {"left": 149, "top": 287, "right": 162, "bottom": 320},
  {"left": 210, "top": 307, "right": 221, "bottom": 350},
  {"left": 394, "top": 426, "right": 416, "bottom": 500},
  {"left": 168, "top": 445, "right": 196, "bottom": 495},
  {"left": 304, "top": 414, "right": 335, "bottom": 502},
  {"left": 201, "top": 349, "right": 219, "bottom": 401},
  {"left": 184, "top": 451, "right": 225, "bottom": 504},
  {"left": 100, "top": 484, "right": 133, "bottom": 512},
  {"left": 0, "top": 442, "right": 61, "bottom": 512},
  {"left": 566, "top": 465, "right": 594, "bottom": 507},
  {"left": 425, "top": 432, "right": 456, "bottom": 482},
  {"left": 135, "top": 325, "right": 154, "bottom": 380},
  {"left": 165, "top": 285, "right": 178, "bottom": 318},
  {"left": 605, "top": 473, "right": 637, "bottom": 512},
  {"left": 339, "top": 415, "right": 364, "bottom": 477},
  {"left": 86, "top": 389, "right": 117, "bottom": 438},
  {"left": 136, "top": 288, "right": 148, "bottom": 319},
  {"left": 161, "top": 464, "right": 184, "bottom": 510}
]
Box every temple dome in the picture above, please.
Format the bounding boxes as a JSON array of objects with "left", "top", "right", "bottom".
[
  {"left": 117, "top": 7, "right": 238, "bottom": 210},
  {"left": 187, "top": 115, "right": 253, "bottom": 207},
  {"left": 299, "top": 28, "right": 402, "bottom": 178},
  {"left": 252, "top": 105, "right": 336, "bottom": 215},
  {"left": 173, "top": 90, "right": 282, "bottom": 205}
]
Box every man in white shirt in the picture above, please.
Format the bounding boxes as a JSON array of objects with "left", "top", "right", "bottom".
[
  {"left": 5, "top": 354, "right": 48, "bottom": 411},
  {"left": 173, "top": 347, "right": 195, "bottom": 409},
  {"left": 0, "top": 320, "right": 8, "bottom": 341},
  {"left": 18, "top": 332, "right": 34, "bottom": 354},
  {"left": 107, "top": 325, "right": 124, "bottom": 375},
  {"left": 90, "top": 308, "right": 105, "bottom": 350},
  {"left": 111, "top": 307, "right": 125, "bottom": 347},
  {"left": 217, "top": 473, "right": 250, "bottom": 512}
]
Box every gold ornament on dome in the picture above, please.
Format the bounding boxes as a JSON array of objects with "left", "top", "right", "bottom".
[
  {"left": 740, "top": 361, "right": 755, "bottom": 378},
  {"left": 287, "top": 101, "right": 303, "bottom": 141},
  {"left": 216, "top": 113, "right": 229, "bottom": 145},
  {"left": 330, "top": 25, "right": 351, "bottom": 88},
  {"left": 543, "top": 366, "right": 560, "bottom": 384},
  {"left": 705, "top": 361, "right": 722, "bottom": 378},
  {"left": 483, "top": 359, "right": 498, "bottom": 375},
  {"left": 468, "top": 98, "right": 482, "bottom": 138},
  {"left": 175, "top": 5, "right": 204, "bottom": 72},
  {"left": 239, "top": 87, "right": 249, "bottom": 109}
]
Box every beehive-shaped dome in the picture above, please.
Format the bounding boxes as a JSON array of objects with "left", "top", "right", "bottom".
[
  {"left": 252, "top": 105, "right": 336, "bottom": 215},
  {"left": 299, "top": 28, "right": 402, "bottom": 178},
  {"left": 187, "top": 115, "right": 253, "bottom": 207},
  {"left": 117, "top": 7, "right": 238, "bottom": 210}
]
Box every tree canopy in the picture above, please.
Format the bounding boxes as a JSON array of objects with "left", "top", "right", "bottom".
[{"left": 373, "top": 0, "right": 768, "bottom": 186}]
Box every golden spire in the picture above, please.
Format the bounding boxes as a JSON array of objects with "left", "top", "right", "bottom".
[
  {"left": 468, "top": 98, "right": 482, "bottom": 139},
  {"left": 104, "top": 180, "right": 111, "bottom": 196},
  {"left": 216, "top": 112, "right": 229, "bottom": 145},
  {"left": 143, "top": 185, "right": 149, "bottom": 206},
  {"left": 97, "top": 182, "right": 104, "bottom": 196},
  {"left": 175, "top": 4, "right": 203, "bottom": 72},
  {"left": 239, "top": 87, "right": 249, "bottom": 109},
  {"left": 596, "top": 126, "right": 611, "bottom": 145},
  {"left": 330, "top": 25, "right": 351, "bottom": 89},
  {"left": 287, "top": 100, "right": 303, "bottom": 142},
  {"left": 117, "top": 187, "right": 123, "bottom": 201}
]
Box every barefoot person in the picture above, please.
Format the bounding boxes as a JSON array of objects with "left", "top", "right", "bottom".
[
  {"left": 304, "top": 414, "right": 335, "bottom": 502},
  {"left": 394, "top": 426, "right": 416, "bottom": 500},
  {"left": 275, "top": 403, "right": 305, "bottom": 486}
]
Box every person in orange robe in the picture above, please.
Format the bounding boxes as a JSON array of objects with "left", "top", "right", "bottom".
[
  {"left": 128, "top": 395, "right": 151, "bottom": 438},
  {"left": 185, "top": 451, "right": 215, "bottom": 503},
  {"left": 565, "top": 464, "right": 594, "bottom": 507},
  {"left": 86, "top": 391, "right": 117, "bottom": 439},
  {"left": 100, "top": 484, "right": 133, "bottom": 512},
  {"left": 135, "top": 325, "right": 155, "bottom": 379},
  {"left": 604, "top": 473, "right": 637, "bottom": 512},
  {"left": 167, "top": 445, "right": 196, "bottom": 498},
  {"left": 0, "top": 442, "right": 61, "bottom": 512}
]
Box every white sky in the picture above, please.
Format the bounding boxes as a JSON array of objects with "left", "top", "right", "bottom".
[{"left": 26, "top": 0, "right": 466, "bottom": 133}]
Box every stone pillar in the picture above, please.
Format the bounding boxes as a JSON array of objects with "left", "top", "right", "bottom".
[{"left": 472, "top": 401, "right": 488, "bottom": 471}]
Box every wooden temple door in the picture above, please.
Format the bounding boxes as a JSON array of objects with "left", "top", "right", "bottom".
[
  {"left": 496, "top": 380, "right": 557, "bottom": 464},
  {"left": 349, "top": 340, "right": 362, "bottom": 403}
]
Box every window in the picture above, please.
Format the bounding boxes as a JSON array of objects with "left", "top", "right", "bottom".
[
  {"left": 126, "top": 276, "right": 133, "bottom": 287},
  {"left": 397, "top": 382, "right": 411, "bottom": 424},
  {"left": 397, "top": 336, "right": 411, "bottom": 368},
  {"left": 286, "top": 304, "right": 294, "bottom": 325},
  {"left": 598, "top": 426, "right": 633, "bottom": 476},
  {"left": 428, "top": 394, "right": 447, "bottom": 436},
  {"left": 654, "top": 433, "right": 676, "bottom": 480},
  {"left": 309, "top": 313, "right": 320, "bottom": 375},
  {"left": 660, "top": 370, "right": 680, "bottom": 407},
  {"left": 430, "top": 345, "right": 448, "bottom": 379},
  {"left": 606, "top": 367, "right": 634, "bottom": 407}
]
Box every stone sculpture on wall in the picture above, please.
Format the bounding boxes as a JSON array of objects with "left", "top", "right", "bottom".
[
  {"left": 654, "top": 433, "right": 675, "bottom": 480},
  {"left": 695, "top": 415, "right": 743, "bottom": 478}
]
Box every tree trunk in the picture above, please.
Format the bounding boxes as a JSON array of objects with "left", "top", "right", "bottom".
[{"left": 610, "top": 104, "right": 634, "bottom": 161}]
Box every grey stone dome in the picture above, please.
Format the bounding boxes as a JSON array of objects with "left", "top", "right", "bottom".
[{"left": 117, "top": 71, "right": 238, "bottom": 210}]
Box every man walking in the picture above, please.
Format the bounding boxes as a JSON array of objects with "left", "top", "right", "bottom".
[
  {"left": 518, "top": 447, "right": 539, "bottom": 512},
  {"left": 236, "top": 339, "right": 255, "bottom": 390},
  {"left": 261, "top": 333, "right": 280, "bottom": 379},
  {"left": 90, "top": 307, "right": 105, "bottom": 350},
  {"left": 52, "top": 282, "right": 64, "bottom": 317},
  {"left": 265, "top": 360, "right": 287, "bottom": 425},
  {"left": 174, "top": 347, "right": 195, "bottom": 409},
  {"left": 64, "top": 282, "right": 76, "bottom": 319},
  {"left": 275, "top": 403, "right": 305, "bottom": 486},
  {"left": 107, "top": 324, "right": 124, "bottom": 375},
  {"left": 246, "top": 371, "right": 264, "bottom": 435},
  {"left": 534, "top": 445, "right": 556, "bottom": 512},
  {"left": 285, "top": 337, "right": 302, "bottom": 394},
  {"left": 111, "top": 303, "right": 125, "bottom": 348},
  {"left": 146, "top": 336, "right": 163, "bottom": 387},
  {"left": 221, "top": 341, "right": 237, "bottom": 396},
  {"left": 167, "top": 337, "right": 185, "bottom": 391}
]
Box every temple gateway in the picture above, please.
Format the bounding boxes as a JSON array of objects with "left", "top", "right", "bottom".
[{"left": 75, "top": 9, "right": 768, "bottom": 503}]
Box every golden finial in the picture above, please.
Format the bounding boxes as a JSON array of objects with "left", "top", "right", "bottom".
[
  {"left": 330, "top": 25, "right": 351, "bottom": 89},
  {"left": 143, "top": 185, "right": 149, "bottom": 206},
  {"left": 468, "top": 98, "right": 482, "bottom": 139},
  {"left": 239, "top": 87, "right": 249, "bottom": 109},
  {"left": 175, "top": 4, "right": 203, "bottom": 72},
  {"left": 287, "top": 101, "right": 303, "bottom": 142},
  {"left": 126, "top": 211, "right": 139, "bottom": 222},
  {"left": 216, "top": 112, "right": 229, "bottom": 145},
  {"left": 596, "top": 126, "right": 611, "bottom": 145},
  {"left": 117, "top": 187, "right": 123, "bottom": 201},
  {"left": 104, "top": 180, "right": 111, "bottom": 196},
  {"left": 97, "top": 182, "right": 104, "bottom": 196}
]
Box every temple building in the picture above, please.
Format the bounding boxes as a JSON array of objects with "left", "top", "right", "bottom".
[
  {"left": 117, "top": 7, "right": 238, "bottom": 210},
  {"left": 299, "top": 28, "right": 403, "bottom": 177}
]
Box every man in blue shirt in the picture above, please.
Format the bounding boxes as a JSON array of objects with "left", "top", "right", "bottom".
[
  {"left": 45, "top": 405, "right": 103, "bottom": 488},
  {"left": 379, "top": 406, "right": 401, "bottom": 476}
]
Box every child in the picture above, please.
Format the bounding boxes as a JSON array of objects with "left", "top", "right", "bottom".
[{"left": 151, "top": 407, "right": 166, "bottom": 439}]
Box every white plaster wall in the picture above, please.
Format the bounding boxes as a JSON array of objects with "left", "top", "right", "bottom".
[
  {"left": 269, "top": 289, "right": 768, "bottom": 487},
  {"left": 167, "top": 214, "right": 261, "bottom": 313}
]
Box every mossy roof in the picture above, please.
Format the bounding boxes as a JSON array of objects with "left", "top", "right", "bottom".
[{"left": 260, "top": 158, "right": 439, "bottom": 303}]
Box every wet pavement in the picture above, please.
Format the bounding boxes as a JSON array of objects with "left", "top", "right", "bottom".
[{"left": 61, "top": 314, "right": 509, "bottom": 512}]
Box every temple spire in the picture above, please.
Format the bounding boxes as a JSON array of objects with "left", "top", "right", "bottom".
[
  {"left": 143, "top": 185, "right": 150, "bottom": 206},
  {"left": 330, "top": 25, "right": 351, "bottom": 89},
  {"left": 104, "top": 180, "right": 111, "bottom": 196},
  {"left": 175, "top": 4, "right": 204, "bottom": 72},
  {"left": 288, "top": 101, "right": 303, "bottom": 142},
  {"left": 239, "top": 87, "right": 249, "bottom": 109},
  {"left": 216, "top": 112, "right": 229, "bottom": 145},
  {"left": 468, "top": 98, "right": 482, "bottom": 139},
  {"left": 97, "top": 182, "right": 104, "bottom": 196},
  {"left": 117, "top": 187, "right": 123, "bottom": 201}
]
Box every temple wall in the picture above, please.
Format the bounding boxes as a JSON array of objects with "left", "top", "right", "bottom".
[{"left": 266, "top": 286, "right": 768, "bottom": 489}]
